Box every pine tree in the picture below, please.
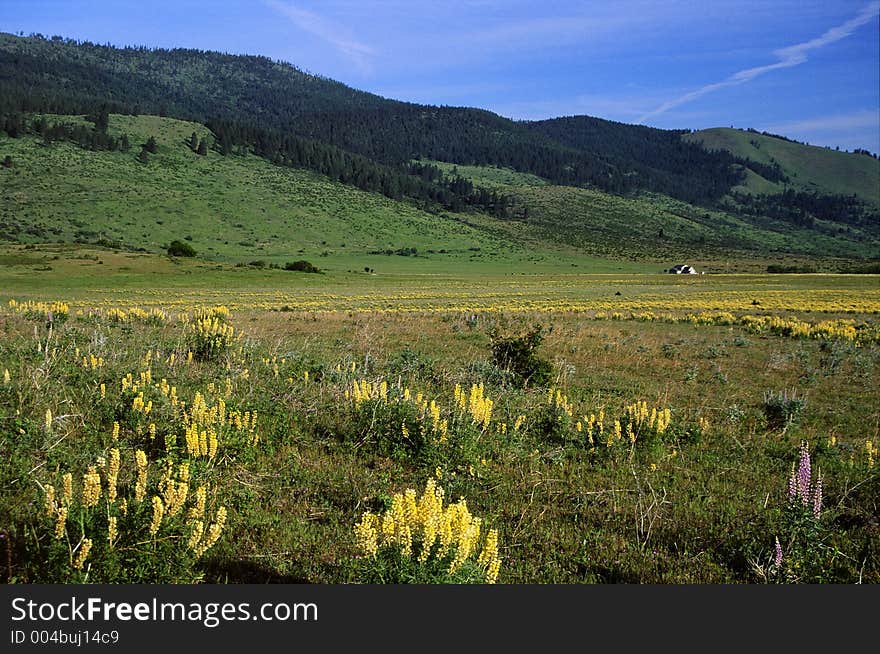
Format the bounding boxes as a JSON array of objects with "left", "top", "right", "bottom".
[
  {"left": 144, "top": 136, "right": 158, "bottom": 153},
  {"left": 189, "top": 132, "right": 199, "bottom": 151},
  {"left": 137, "top": 148, "right": 150, "bottom": 164},
  {"left": 93, "top": 107, "right": 109, "bottom": 133},
  {"left": 196, "top": 138, "right": 208, "bottom": 156}
]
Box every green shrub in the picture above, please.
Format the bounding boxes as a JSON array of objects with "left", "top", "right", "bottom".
[
  {"left": 284, "top": 260, "right": 320, "bottom": 273},
  {"left": 167, "top": 240, "right": 196, "bottom": 257},
  {"left": 489, "top": 326, "right": 554, "bottom": 387},
  {"left": 762, "top": 389, "right": 806, "bottom": 430}
]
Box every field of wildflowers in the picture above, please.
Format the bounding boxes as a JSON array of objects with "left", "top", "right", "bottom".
[{"left": 1, "top": 282, "right": 877, "bottom": 583}]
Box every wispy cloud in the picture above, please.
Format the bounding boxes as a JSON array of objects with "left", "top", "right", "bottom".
[
  {"left": 760, "top": 109, "right": 880, "bottom": 151},
  {"left": 763, "top": 110, "right": 879, "bottom": 135},
  {"left": 637, "top": 1, "right": 880, "bottom": 124},
  {"left": 463, "top": 14, "right": 631, "bottom": 48},
  {"left": 263, "top": 0, "right": 375, "bottom": 74}
]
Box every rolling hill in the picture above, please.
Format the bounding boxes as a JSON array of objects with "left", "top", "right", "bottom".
[
  {"left": 2, "top": 114, "right": 876, "bottom": 274},
  {"left": 1, "top": 31, "right": 878, "bottom": 269},
  {"left": 0, "top": 32, "right": 832, "bottom": 205},
  {"left": 685, "top": 127, "right": 879, "bottom": 204}
]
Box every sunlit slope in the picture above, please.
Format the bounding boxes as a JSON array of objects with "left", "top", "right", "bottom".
[
  {"left": 0, "top": 114, "right": 549, "bottom": 270},
  {"left": 429, "top": 160, "right": 880, "bottom": 261},
  {"left": 684, "top": 128, "right": 880, "bottom": 205}
]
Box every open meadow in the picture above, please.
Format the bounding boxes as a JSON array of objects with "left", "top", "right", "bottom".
[{"left": 1, "top": 253, "right": 878, "bottom": 583}]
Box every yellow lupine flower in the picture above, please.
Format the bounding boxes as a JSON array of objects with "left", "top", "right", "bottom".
[
  {"left": 148, "top": 496, "right": 164, "bottom": 536},
  {"left": 72, "top": 538, "right": 93, "bottom": 570},
  {"left": 188, "top": 521, "right": 205, "bottom": 551},
  {"left": 62, "top": 473, "right": 73, "bottom": 507},
  {"left": 134, "top": 450, "right": 148, "bottom": 502},
  {"left": 106, "top": 448, "right": 120, "bottom": 503},
  {"left": 485, "top": 557, "right": 501, "bottom": 584},
  {"left": 699, "top": 416, "right": 710, "bottom": 434},
  {"left": 107, "top": 517, "right": 118, "bottom": 548},
  {"left": 192, "top": 506, "right": 227, "bottom": 556},
  {"left": 44, "top": 484, "right": 56, "bottom": 517},
  {"left": 353, "top": 479, "right": 501, "bottom": 582},
  {"left": 354, "top": 513, "right": 379, "bottom": 557},
  {"left": 54, "top": 507, "right": 68, "bottom": 539}
]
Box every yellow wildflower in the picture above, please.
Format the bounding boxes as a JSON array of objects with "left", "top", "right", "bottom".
[
  {"left": 135, "top": 451, "right": 148, "bottom": 502},
  {"left": 72, "top": 538, "right": 93, "bottom": 570},
  {"left": 44, "top": 484, "right": 56, "bottom": 517},
  {"left": 148, "top": 496, "right": 164, "bottom": 536},
  {"left": 54, "top": 506, "right": 68, "bottom": 539},
  {"left": 107, "top": 517, "right": 118, "bottom": 548}
]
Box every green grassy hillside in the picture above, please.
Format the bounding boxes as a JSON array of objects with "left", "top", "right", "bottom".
[
  {"left": 432, "top": 165, "right": 880, "bottom": 263},
  {"left": 0, "top": 114, "right": 655, "bottom": 274},
  {"left": 684, "top": 128, "right": 880, "bottom": 204},
  {"left": 2, "top": 114, "right": 877, "bottom": 274}
]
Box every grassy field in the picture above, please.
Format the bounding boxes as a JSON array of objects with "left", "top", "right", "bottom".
[
  {"left": 684, "top": 127, "right": 880, "bottom": 205},
  {"left": 1, "top": 262, "right": 877, "bottom": 584},
  {"left": 2, "top": 244, "right": 879, "bottom": 313},
  {"left": 1, "top": 115, "right": 878, "bottom": 585}
]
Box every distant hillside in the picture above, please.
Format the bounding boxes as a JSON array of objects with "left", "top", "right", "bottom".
[
  {"left": 433, "top": 163, "right": 880, "bottom": 261},
  {"left": 2, "top": 114, "right": 877, "bottom": 271},
  {"left": 684, "top": 128, "right": 880, "bottom": 205},
  {"left": 0, "top": 32, "right": 780, "bottom": 206},
  {"left": 0, "top": 114, "right": 536, "bottom": 271},
  {"left": 1, "top": 32, "right": 878, "bottom": 267}
]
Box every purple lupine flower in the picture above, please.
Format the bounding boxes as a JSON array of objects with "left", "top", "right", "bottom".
[
  {"left": 773, "top": 536, "right": 783, "bottom": 569},
  {"left": 788, "top": 461, "right": 798, "bottom": 501},
  {"left": 797, "top": 442, "right": 811, "bottom": 505},
  {"left": 812, "top": 468, "right": 823, "bottom": 519}
]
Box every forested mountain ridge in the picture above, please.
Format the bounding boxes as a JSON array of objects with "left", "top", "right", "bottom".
[
  {"left": 0, "top": 32, "right": 800, "bottom": 205},
  {"left": 1, "top": 31, "right": 878, "bottom": 262}
]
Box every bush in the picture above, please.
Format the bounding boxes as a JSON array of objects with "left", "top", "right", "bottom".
[
  {"left": 188, "top": 316, "right": 236, "bottom": 360},
  {"left": 167, "top": 240, "right": 196, "bottom": 257},
  {"left": 284, "top": 260, "right": 320, "bottom": 273},
  {"left": 762, "top": 389, "right": 806, "bottom": 430},
  {"left": 489, "top": 326, "right": 553, "bottom": 387}
]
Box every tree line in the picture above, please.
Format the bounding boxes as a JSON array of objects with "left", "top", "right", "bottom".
[{"left": 728, "top": 189, "right": 879, "bottom": 231}]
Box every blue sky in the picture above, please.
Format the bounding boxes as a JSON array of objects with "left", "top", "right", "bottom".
[{"left": 3, "top": 0, "right": 879, "bottom": 152}]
